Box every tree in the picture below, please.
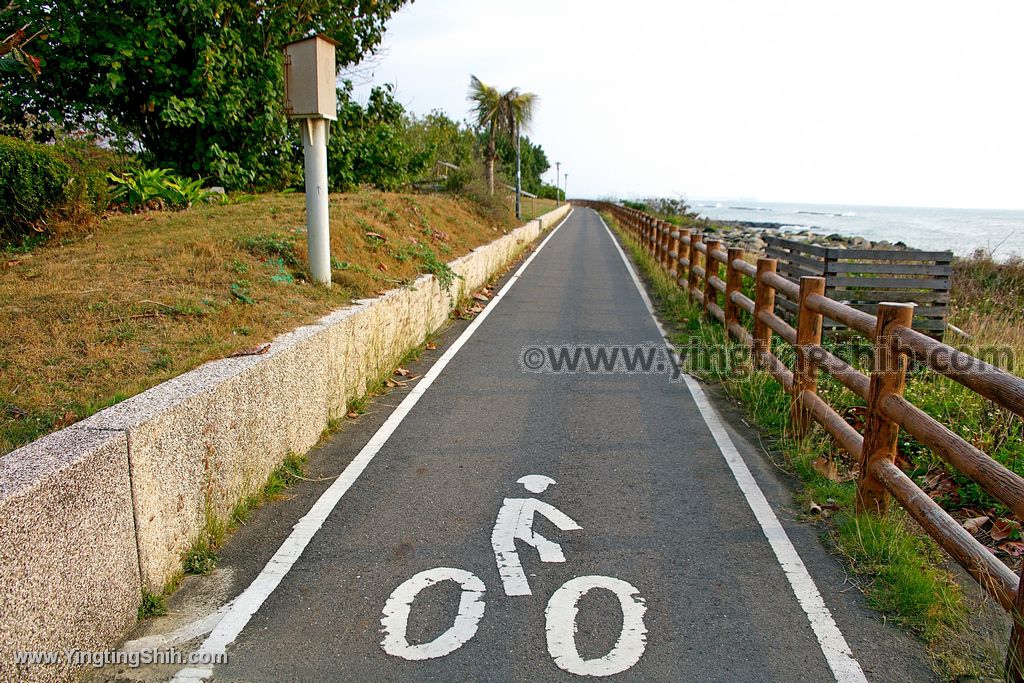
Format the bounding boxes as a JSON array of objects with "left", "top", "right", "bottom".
[
  {"left": 1, "top": 4, "right": 41, "bottom": 81},
  {"left": 466, "top": 75, "right": 536, "bottom": 218},
  {"left": 467, "top": 75, "right": 503, "bottom": 196},
  {"left": 502, "top": 88, "right": 536, "bottom": 219},
  {"left": 497, "top": 134, "right": 548, "bottom": 195},
  {"left": 0, "top": 0, "right": 410, "bottom": 189},
  {"left": 326, "top": 82, "right": 430, "bottom": 192}
]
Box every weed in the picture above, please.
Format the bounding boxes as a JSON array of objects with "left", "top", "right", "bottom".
[
  {"left": 138, "top": 590, "right": 168, "bottom": 619},
  {"left": 236, "top": 233, "right": 300, "bottom": 268},
  {"left": 230, "top": 280, "right": 254, "bottom": 304},
  {"left": 182, "top": 541, "right": 218, "bottom": 575}
]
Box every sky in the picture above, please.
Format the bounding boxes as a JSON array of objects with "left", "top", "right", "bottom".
[{"left": 353, "top": 1, "right": 1024, "bottom": 210}]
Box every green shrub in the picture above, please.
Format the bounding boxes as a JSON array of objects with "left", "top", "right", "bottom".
[
  {"left": 57, "top": 139, "right": 116, "bottom": 217},
  {"left": 0, "top": 136, "right": 71, "bottom": 242},
  {"left": 108, "top": 167, "right": 218, "bottom": 211}
]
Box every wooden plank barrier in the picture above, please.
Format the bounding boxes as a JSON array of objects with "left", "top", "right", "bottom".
[
  {"left": 765, "top": 235, "right": 953, "bottom": 337},
  {"left": 575, "top": 200, "right": 1024, "bottom": 678}
]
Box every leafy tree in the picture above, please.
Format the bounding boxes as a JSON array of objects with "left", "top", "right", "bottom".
[
  {"left": 1, "top": 5, "right": 42, "bottom": 81},
  {"left": 497, "top": 134, "right": 548, "bottom": 195},
  {"left": 326, "top": 82, "right": 430, "bottom": 192},
  {"left": 537, "top": 183, "right": 560, "bottom": 201},
  {"left": 402, "top": 109, "right": 476, "bottom": 173},
  {"left": 0, "top": 0, "right": 410, "bottom": 189}
]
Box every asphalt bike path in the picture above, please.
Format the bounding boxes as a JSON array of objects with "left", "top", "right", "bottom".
[{"left": 116, "top": 208, "right": 935, "bottom": 682}]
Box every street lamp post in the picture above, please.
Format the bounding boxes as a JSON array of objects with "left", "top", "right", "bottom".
[
  {"left": 564, "top": 173, "right": 568, "bottom": 204},
  {"left": 514, "top": 122, "right": 522, "bottom": 220},
  {"left": 555, "top": 161, "right": 561, "bottom": 206}
]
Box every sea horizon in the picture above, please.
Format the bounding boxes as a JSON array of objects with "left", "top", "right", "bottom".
[{"left": 691, "top": 198, "right": 1024, "bottom": 259}]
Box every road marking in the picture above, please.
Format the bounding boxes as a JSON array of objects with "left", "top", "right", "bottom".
[
  {"left": 518, "top": 473, "right": 556, "bottom": 493},
  {"left": 170, "top": 209, "right": 574, "bottom": 682},
  {"left": 545, "top": 575, "right": 647, "bottom": 677},
  {"left": 380, "top": 568, "right": 486, "bottom": 660},
  {"left": 491, "top": 496, "right": 582, "bottom": 596},
  {"left": 595, "top": 210, "right": 868, "bottom": 683}
]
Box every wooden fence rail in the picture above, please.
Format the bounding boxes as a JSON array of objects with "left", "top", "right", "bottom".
[{"left": 574, "top": 200, "right": 1024, "bottom": 678}]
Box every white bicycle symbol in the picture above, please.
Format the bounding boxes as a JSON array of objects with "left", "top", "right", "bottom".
[{"left": 380, "top": 475, "right": 648, "bottom": 677}]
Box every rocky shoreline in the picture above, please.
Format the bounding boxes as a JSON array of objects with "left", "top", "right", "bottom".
[{"left": 702, "top": 219, "right": 914, "bottom": 255}]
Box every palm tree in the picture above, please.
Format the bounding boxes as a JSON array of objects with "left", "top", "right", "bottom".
[
  {"left": 502, "top": 88, "right": 537, "bottom": 219},
  {"left": 467, "top": 75, "right": 504, "bottom": 197},
  {"left": 467, "top": 76, "right": 538, "bottom": 217}
]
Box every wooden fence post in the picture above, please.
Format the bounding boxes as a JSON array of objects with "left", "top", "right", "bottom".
[
  {"left": 661, "top": 223, "right": 672, "bottom": 272},
  {"left": 704, "top": 239, "right": 722, "bottom": 315},
  {"left": 793, "top": 276, "right": 826, "bottom": 436},
  {"left": 657, "top": 221, "right": 667, "bottom": 268},
  {"left": 752, "top": 258, "right": 777, "bottom": 368},
  {"left": 725, "top": 247, "right": 745, "bottom": 337},
  {"left": 688, "top": 233, "right": 703, "bottom": 299},
  {"left": 1008, "top": 565, "right": 1024, "bottom": 682},
  {"left": 856, "top": 302, "right": 915, "bottom": 514},
  {"left": 668, "top": 228, "right": 680, "bottom": 279},
  {"left": 678, "top": 229, "right": 691, "bottom": 286}
]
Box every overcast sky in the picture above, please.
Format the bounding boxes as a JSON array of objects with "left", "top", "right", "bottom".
[{"left": 354, "top": 1, "right": 1024, "bottom": 210}]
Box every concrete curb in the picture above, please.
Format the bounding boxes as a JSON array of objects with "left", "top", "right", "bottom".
[{"left": 0, "top": 204, "right": 571, "bottom": 682}]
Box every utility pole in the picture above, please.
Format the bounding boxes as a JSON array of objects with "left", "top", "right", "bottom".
[
  {"left": 555, "top": 161, "right": 561, "bottom": 206},
  {"left": 564, "top": 173, "right": 568, "bottom": 204}
]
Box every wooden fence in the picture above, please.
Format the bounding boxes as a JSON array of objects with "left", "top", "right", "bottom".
[
  {"left": 765, "top": 236, "right": 953, "bottom": 336},
  {"left": 575, "top": 201, "right": 1024, "bottom": 678}
]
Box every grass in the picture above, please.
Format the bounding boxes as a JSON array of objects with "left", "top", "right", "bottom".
[
  {"left": 179, "top": 451, "right": 308, "bottom": 578},
  {"left": 603, "top": 211, "right": 1006, "bottom": 679},
  {"left": 514, "top": 196, "right": 558, "bottom": 221},
  {"left": 0, "top": 190, "right": 537, "bottom": 455}
]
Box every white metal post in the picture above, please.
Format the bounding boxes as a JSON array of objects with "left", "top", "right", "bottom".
[
  {"left": 555, "top": 161, "right": 561, "bottom": 206},
  {"left": 514, "top": 122, "right": 522, "bottom": 220},
  {"left": 301, "top": 118, "right": 332, "bottom": 287}
]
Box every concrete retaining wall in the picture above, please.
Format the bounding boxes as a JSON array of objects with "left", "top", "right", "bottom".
[{"left": 0, "top": 204, "right": 570, "bottom": 681}]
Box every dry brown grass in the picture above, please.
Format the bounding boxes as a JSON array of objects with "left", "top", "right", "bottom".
[
  {"left": 514, "top": 196, "right": 558, "bottom": 221},
  {"left": 0, "top": 190, "right": 521, "bottom": 455}
]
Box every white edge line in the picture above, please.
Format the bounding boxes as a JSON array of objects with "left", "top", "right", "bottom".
[
  {"left": 593, "top": 210, "right": 868, "bottom": 683},
  {"left": 171, "top": 208, "right": 574, "bottom": 682}
]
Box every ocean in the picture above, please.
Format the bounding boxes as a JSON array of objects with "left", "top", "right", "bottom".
[{"left": 692, "top": 200, "right": 1024, "bottom": 259}]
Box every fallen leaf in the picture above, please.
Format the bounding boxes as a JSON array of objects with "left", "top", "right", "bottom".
[
  {"left": 395, "top": 367, "right": 411, "bottom": 377},
  {"left": 5, "top": 404, "right": 28, "bottom": 419},
  {"left": 812, "top": 456, "right": 840, "bottom": 482},
  {"left": 227, "top": 343, "right": 271, "bottom": 358},
  {"left": 365, "top": 231, "right": 386, "bottom": 241},
  {"left": 426, "top": 342, "right": 437, "bottom": 351},
  {"left": 991, "top": 518, "right": 1020, "bottom": 541},
  {"left": 346, "top": 411, "right": 359, "bottom": 419},
  {"left": 1000, "top": 541, "right": 1024, "bottom": 557},
  {"left": 377, "top": 263, "right": 388, "bottom": 272},
  {"left": 384, "top": 378, "right": 397, "bottom": 388},
  {"left": 962, "top": 516, "right": 989, "bottom": 534},
  {"left": 472, "top": 292, "right": 489, "bottom": 302},
  {"left": 54, "top": 411, "right": 77, "bottom": 429}
]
